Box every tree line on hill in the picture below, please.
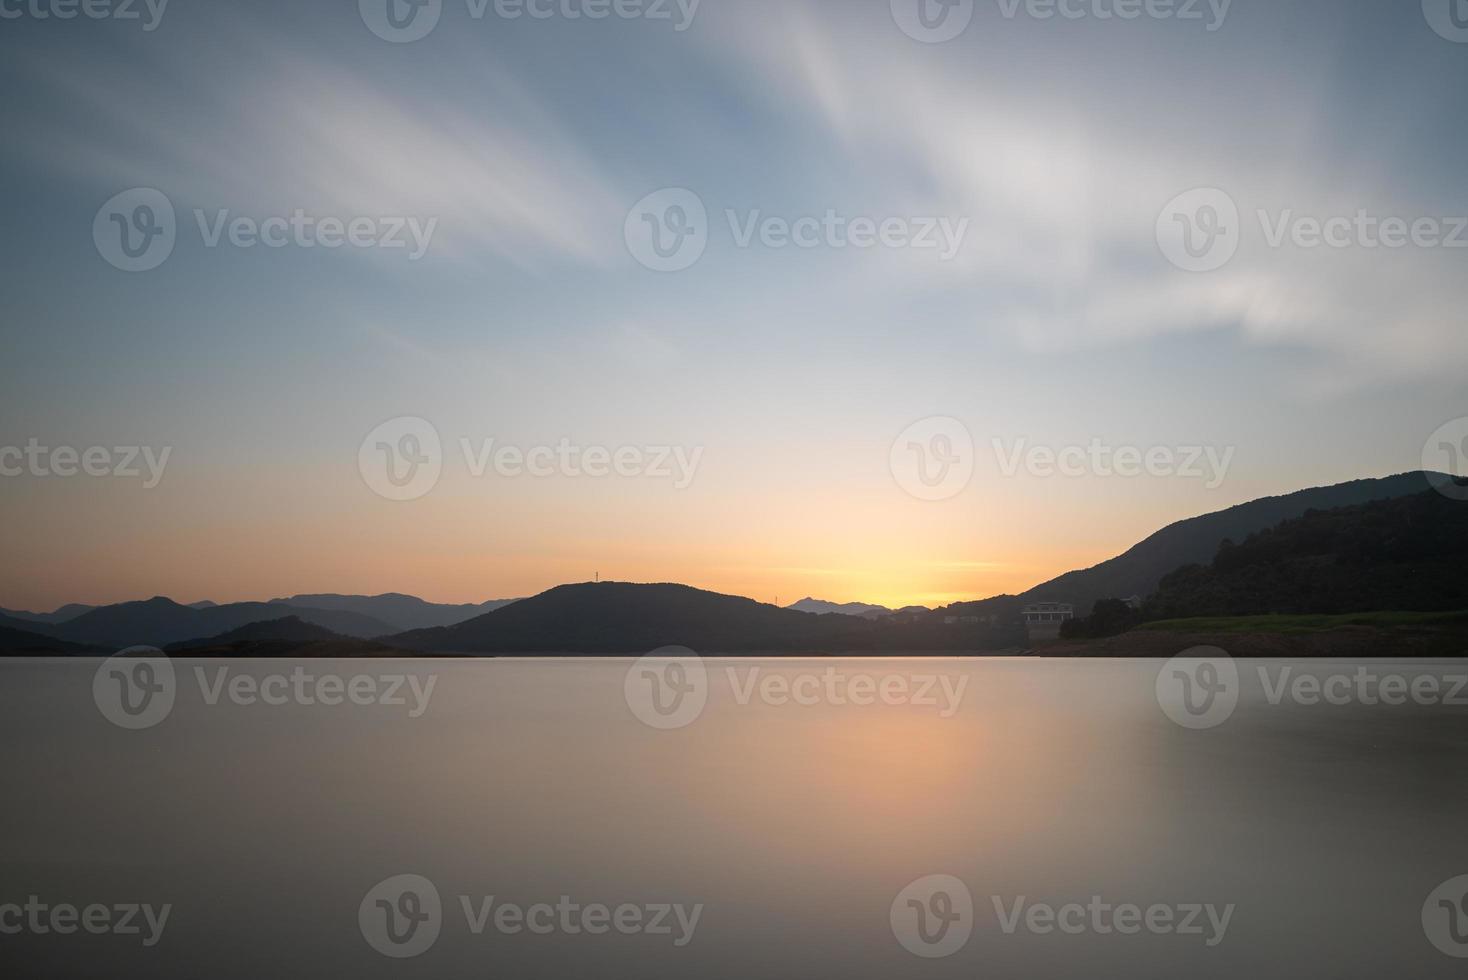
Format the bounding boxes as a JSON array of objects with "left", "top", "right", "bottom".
[{"left": 1062, "top": 488, "right": 1468, "bottom": 639}]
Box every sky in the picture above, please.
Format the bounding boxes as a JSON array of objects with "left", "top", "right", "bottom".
[{"left": 1, "top": 0, "right": 1466, "bottom": 612}]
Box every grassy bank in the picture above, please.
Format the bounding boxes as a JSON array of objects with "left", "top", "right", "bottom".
[{"left": 1136, "top": 611, "right": 1468, "bottom": 635}]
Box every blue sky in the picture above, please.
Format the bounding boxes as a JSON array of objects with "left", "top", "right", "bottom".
[{"left": 1, "top": 0, "right": 1465, "bottom": 609}]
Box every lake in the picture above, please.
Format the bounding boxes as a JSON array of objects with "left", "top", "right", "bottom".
[{"left": 3, "top": 655, "right": 1468, "bottom": 978}]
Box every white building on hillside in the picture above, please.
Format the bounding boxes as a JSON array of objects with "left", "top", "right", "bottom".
[{"left": 1022, "top": 602, "right": 1075, "bottom": 641}]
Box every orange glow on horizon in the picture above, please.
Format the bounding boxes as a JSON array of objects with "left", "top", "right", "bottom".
[{"left": 0, "top": 450, "right": 1294, "bottom": 612}]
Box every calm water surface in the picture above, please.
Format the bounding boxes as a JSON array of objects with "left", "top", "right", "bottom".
[{"left": 3, "top": 656, "right": 1467, "bottom": 978}]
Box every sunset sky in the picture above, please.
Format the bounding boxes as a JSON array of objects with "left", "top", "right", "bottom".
[{"left": 1, "top": 0, "right": 1465, "bottom": 612}]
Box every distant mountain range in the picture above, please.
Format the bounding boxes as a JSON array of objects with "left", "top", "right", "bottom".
[
  {"left": 266, "top": 593, "right": 520, "bottom": 631},
  {"left": 3, "top": 471, "right": 1460, "bottom": 656},
  {"left": 0, "top": 603, "right": 98, "bottom": 625},
  {"left": 0, "top": 593, "right": 522, "bottom": 650},
  {"left": 785, "top": 598, "right": 896, "bottom": 619},
  {"left": 28, "top": 597, "right": 398, "bottom": 648}
]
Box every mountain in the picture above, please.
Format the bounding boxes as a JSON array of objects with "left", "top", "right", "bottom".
[
  {"left": 1143, "top": 489, "right": 1468, "bottom": 619},
  {"left": 1004, "top": 471, "right": 1454, "bottom": 616},
  {"left": 0, "top": 611, "right": 59, "bottom": 636},
  {"left": 267, "top": 593, "right": 519, "bottom": 632},
  {"left": 0, "top": 593, "right": 512, "bottom": 647},
  {"left": 0, "top": 603, "right": 97, "bottom": 625},
  {"left": 393, "top": 582, "right": 870, "bottom": 653},
  {"left": 166, "top": 616, "right": 347, "bottom": 651},
  {"left": 51, "top": 597, "right": 399, "bottom": 649},
  {"left": 389, "top": 582, "right": 1022, "bottom": 653},
  {"left": 0, "top": 623, "right": 97, "bottom": 654},
  {"left": 166, "top": 617, "right": 405, "bottom": 658},
  {"left": 786, "top": 598, "right": 893, "bottom": 619}
]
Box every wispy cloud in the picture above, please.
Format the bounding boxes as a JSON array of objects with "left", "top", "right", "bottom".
[
  {"left": 8, "top": 26, "right": 625, "bottom": 270},
  {"left": 706, "top": 4, "right": 1468, "bottom": 390}
]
